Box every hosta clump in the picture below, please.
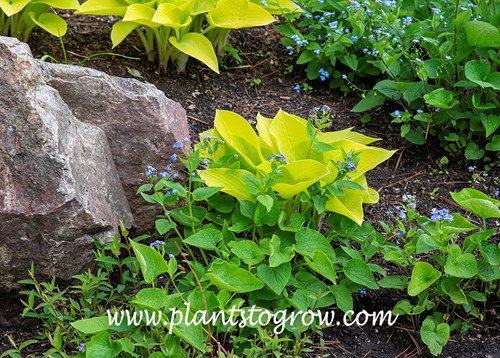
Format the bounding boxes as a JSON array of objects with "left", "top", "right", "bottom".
[
  {"left": 197, "top": 108, "right": 395, "bottom": 226},
  {"left": 369, "top": 189, "right": 500, "bottom": 356},
  {"left": 76, "top": 0, "right": 299, "bottom": 72},
  {"left": 279, "top": 0, "right": 500, "bottom": 161},
  {"left": 0, "top": 0, "right": 79, "bottom": 41}
]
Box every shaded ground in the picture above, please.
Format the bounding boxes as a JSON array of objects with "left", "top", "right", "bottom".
[{"left": 1, "top": 12, "right": 499, "bottom": 357}]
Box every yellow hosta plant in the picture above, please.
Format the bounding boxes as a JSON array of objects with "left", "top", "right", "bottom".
[
  {"left": 197, "top": 109, "right": 395, "bottom": 225},
  {"left": 0, "top": 0, "right": 79, "bottom": 41},
  {"left": 76, "top": 0, "right": 300, "bottom": 72}
]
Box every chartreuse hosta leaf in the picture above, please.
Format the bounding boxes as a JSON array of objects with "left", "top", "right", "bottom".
[
  {"left": 170, "top": 33, "right": 219, "bottom": 73},
  {"left": 0, "top": 0, "right": 31, "bottom": 17},
  {"left": 200, "top": 168, "right": 254, "bottom": 201},
  {"left": 251, "top": 0, "right": 302, "bottom": 14},
  {"left": 191, "top": 0, "right": 218, "bottom": 15},
  {"left": 206, "top": 0, "right": 275, "bottom": 29},
  {"left": 34, "top": 0, "right": 79, "bottom": 9},
  {"left": 214, "top": 110, "right": 265, "bottom": 168},
  {"left": 122, "top": 3, "right": 158, "bottom": 28},
  {"left": 75, "top": 0, "right": 130, "bottom": 16},
  {"left": 111, "top": 20, "right": 138, "bottom": 47},
  {"left": 152, "top": 2, "right": 193, "bottom": 30},
  {"left": 28, "top": 12, "right": 67, "bottom": 37},
  {"left": 197, "top": 109, "right": 394, "bottom": 225}
]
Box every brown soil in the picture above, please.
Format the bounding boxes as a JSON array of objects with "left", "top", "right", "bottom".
[{"left": 1, "top": 13, "right": 499, "bottom": 358}]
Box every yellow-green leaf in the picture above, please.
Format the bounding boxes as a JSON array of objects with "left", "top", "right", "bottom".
[
  {"left": 0, "top": 0, "right": 31, "bottom": 16},
  {"left": 318, "top": 127, "right": 380, "bottom": 145},
  {"left": 324, "top": 182, "right": 370, "bottom": 225},
  {"left": 75, "top": 0, "right": 129, "bottom": 16},
  {"left": 324, "top": 140, "right": 395, "bottom": 180},
  {"left": 273, "top": 160, "right": 329, "bottom": 199},
  {"left": 169, "top": 32, "right": 219, "bottom": 73},
  {"left": 251, "top": 0, "right": 302, "bottom": 14},
  {"left": 28, "top": 12, "right": 67, "bottom": 37},
  {"left": 152, "top": 3, "right": 192, "bottom": 29},
  {"left": 269, "top": 109, "right": 312, "bottom": 162},
  {"left": 256, "top": 112, "right": 277, "bottom": 156},
  {"left": 192, "top": 0, "right": 218, "bottom": 15},
  {"left": 206, "top": 0, "right": 275, "bottom": 29},
  {"left": 213, "top": 110, "right": 264, "bottom": 165},
  {"left": 111, "top": 20, "right": 138, "bottom": 48},
  {"left": 123, "top": 3, "right": 159, "bottom": 28},
  {"left": 33, "top": 0, "right": 80, "bottom": 9},
  {"left": 199, "top": 168, "right": 254, "bottom": 201}
]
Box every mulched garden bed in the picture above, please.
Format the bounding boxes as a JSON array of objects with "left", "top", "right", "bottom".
[{"left": 1, "top": 13, "right": 498, "bottom": 357}]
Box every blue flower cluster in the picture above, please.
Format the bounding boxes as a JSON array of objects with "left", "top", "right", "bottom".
[
  {"left": 145, "top": 162, "right": 178, "bottom": 180},
  {"left": 149, "top": 240, "right": 165, "bottom": 248},
  {"left": 318, "top": 68, "right": 329, "bottom": 81},
  {"left": 290, "top": 34, "right": 309, "bottom": 47},
  {"left": 430, "top": 208, "right": 453, "bottom": 222},
  {"left": 268, "top": 153, "right": 288, "bottom": 164},
  {"left": 402, "top": 194, "right": 417, "bottom": 209},
  {"left": 172, "top": 137, "right": 189, "bottom": 149}
]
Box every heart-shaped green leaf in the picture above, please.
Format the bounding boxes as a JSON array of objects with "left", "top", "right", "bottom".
[{"left": 408, "top": 261, "right": 441, "bottom": 296}]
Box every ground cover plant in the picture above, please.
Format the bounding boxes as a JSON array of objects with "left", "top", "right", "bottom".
[
  {"left": 1, "top": 1, "right": 499, "bottom": 357},
  {"left": 279, "top": 0, "right": 500, "bottom": 164}
]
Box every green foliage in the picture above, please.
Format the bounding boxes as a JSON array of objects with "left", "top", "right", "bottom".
[
  {"left": 280, "top": 0, "right": 500, "bottom": 162},
  {"left": 9, "top": 110, "right": 496, "bottom": 356},
  {"left": 0, "top": 0, "right": 79, "bottom": 41},
  {"left": 377, "top": 191, "right": 499, "bottom": 356},
  {"left": 76, "top": 0, "right": 299, "bottom": 72}
]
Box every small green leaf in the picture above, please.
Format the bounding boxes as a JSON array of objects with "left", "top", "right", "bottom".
[
  {"left": 450, "top": 188, "right": 500, "bottom": 219},
  {"left": 464, "top": 142, "right": 485, "bottom": 160},
  {"left": 130, "top": 240, "right": 168, "bottom": 283},
  {"left": 256, "top": 194, "right": 274, "bottom": 212},
  {"left": 85, "top": 332, "right": 122, "bottom": 358},
  {"left": 481, "top": 115, "right": 500, "bottom": 137},
  {"left": 330, "top": 284, "right": 353, "bottom": 313},
  {"left": 378, "top": 275, "right": 408, "bottom": 289},
  {"left": 408, "top": 262, "right": 441, "bottom": 296},
  {"left": 131, "top": 288, "right": 168, "bottom": 311},
  {"left": 464, "top": 20, "right": 500, "bottom": 47},
  {"left": 192, "top": 186, "right": 222, "bottom": 201},
  {"left": 206, "top": 260, "right": 264, "bottom": 293},
  {"left": 184, "top": 228, "right": 222, "bottom": 250},
  {"left": 444, "top": 244, "right": 478, "bottom": 278},
  {"left": 424, "top": 88, "right": 458, "bottom": 109},
  {"left": 402, "top": 81, "right": 425, "bottom": 103},
  {"left": 111, "top": 20, "right": 138, "bottom": 48},
  {"left": 420, "top": 317, "right": 450, "bottom": 356},
  {"left": 305, "top": 251, "right": 338, "bottom": 284},
  {"left": 256, "top": 262, "right": 291, "bottom": 295},
  {"left": 269, "top": 235, "right": 295, "bottom": 267},
  {"left": 343, "top": 259, "right": 378, "bottom": 289},
  {"left": 230, "top": 240, "right": 265, "bottom": 265},
  {"left": 351, "top": 91, "right": 386, "bottom": 112},
  {"left": 294, "top": 227, "right": 336, "bottom": 262},
  {"left": 441, "top": 277, "right": 467, "bottom": 304},
  {"left": 373, "top": 80, "right": 401, "bottom": 100},
  {"left": 155, "top": 219, "right": 176, "bottom": 235}
]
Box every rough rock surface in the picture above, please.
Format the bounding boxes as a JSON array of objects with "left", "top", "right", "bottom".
[
  {"left": 0, "top": 36, "right": 133, "bottom": 291},
  {"left": 39, "top": 63, "right": 189, "bottom": 229}
]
